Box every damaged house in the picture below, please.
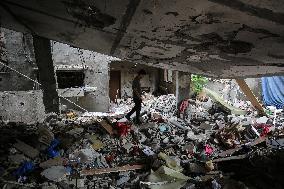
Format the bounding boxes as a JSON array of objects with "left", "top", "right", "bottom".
[
  {"left": 0, "top": 28, "right": 187, "bottom": 120},
  {"left": 0, "top": 0, "right": 284, "bottom": 189}
]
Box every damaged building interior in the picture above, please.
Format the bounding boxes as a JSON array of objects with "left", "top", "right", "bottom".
[{"left": 0, "top": 0, "right": 284, "bottom": 188}]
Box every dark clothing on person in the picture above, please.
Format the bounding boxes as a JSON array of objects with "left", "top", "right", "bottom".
[
  {"left": 126, "top": 76, "right": 142, "bottom": 123},
  {"left": 126, "top": 98, "right": 142, "bottom": 123},
  {"left": 132, "top": 76, "right": 142, "bottom": 99}
]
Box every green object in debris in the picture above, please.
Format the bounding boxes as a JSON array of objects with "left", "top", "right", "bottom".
[
  {"left": 191, "top": 75, "right": 208, "bottom": 94},
  {"left": 203, "top": 88, "right": 247, "bottom": 115},
  {"left": 147, "top": 166, "right": 190, "bottom": 189},
  {"left": 158, "top": 152, "right": 183, "bottom": 172},
  {"left": 265, "top": 109, "right": 273, "bottom": 115}
]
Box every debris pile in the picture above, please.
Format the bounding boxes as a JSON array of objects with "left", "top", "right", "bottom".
[{"left": 0, "top": 92, "right": 283, "bottom": 189}]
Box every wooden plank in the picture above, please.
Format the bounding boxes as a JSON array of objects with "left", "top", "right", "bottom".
[
  {"left": 213, "top": 154, "right": 248, "bottom": 162},
  {"left": 217, "top": 146, "right": 243, "bottom": 158},
  {"left": 100, "top": 120, "right": 114, "bottom": 135},
  {"left": 235, "top": 79, "right": 265, "bottom": 115},
  {"left": 39, "top": 157, "right": 66, "bottom": 168},
  {"left": 217, "top": 136, "right": 266, "bottom": 157},
  {"left": 80, "top": 164, "right": 144, "bottom": 175}
]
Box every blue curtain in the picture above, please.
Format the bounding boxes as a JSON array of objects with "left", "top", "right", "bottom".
[{"left": 261, "top": 76, "right": 284, "bottom": 108}]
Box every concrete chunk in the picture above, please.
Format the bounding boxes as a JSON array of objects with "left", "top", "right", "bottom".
[
  {"left": 41, "top": 166, "right": 69, "bottom": 182},
  {"left": 204, "top": 88, "right": 247, "bottom": 115},
  {"left": 13, "top": 140, "right": 39, "bottom": 159},
  {"left": 8, "top": 154, "right": 29, "bottom": 165},
  {"left": 40, "top": 157, "right": 66, "bottom": 169}
]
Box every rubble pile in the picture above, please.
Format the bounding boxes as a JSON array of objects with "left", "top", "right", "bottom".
[{"left": 0, "top": 93, "right": 284, "bottom": 189}]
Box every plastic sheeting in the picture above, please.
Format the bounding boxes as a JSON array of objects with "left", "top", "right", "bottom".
[{"left": 261, "top": 76, "right": 284, "bottom": 108}]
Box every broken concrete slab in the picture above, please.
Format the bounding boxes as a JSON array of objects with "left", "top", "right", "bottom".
[
  {"left": 0, "top": 90, "right": 46, "bottom": 124},
  {"left": 13, "top": 140, "right": 39, "bottom": 159},
  {"left": 204, "top": 88, "right": 247, "bottom": 115},
  {"left": 41, "top": 166, "right": 69, "bottom": 182},
  {"left": 8, "top": 154, "right": 29, "bottom": 165},
  {"left": 146, "top": 166, "right": 190, "bottom": 189}
]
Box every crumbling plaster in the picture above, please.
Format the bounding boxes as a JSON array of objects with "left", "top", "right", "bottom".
[
  {"left": 0, "top": 90, "right": 45, "bottom": 124},
  {"left": 0, "top": 28, "right": 36, "bottom": 91},
  {"left": 119, "top": 0, "right": 284, "bottom": 78},
  {"left": 2, "top": 0, "right": 283, "bottom": 77},
  {"left": 0, "top": 29, "right": 47, "bottom": 123},
  {"left": 51, "top": 42, "right": 119, "bottom": 112},
  {"left": 0, "top": 0, "right": 282, "bottom": 78}
]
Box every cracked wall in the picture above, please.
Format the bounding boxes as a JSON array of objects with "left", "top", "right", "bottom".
[
  {"left": 0, "top": 28, "right": 45, "bottom": 123},
  {"left": 0, "top": 90, "right": 45, "bottom": 123},
  {"left": 0, "top": 28, "right": 119, "bottom": 120},
  {"left": 51, "top": 42, "right": 119, "bottom": 112},
  {"left": 0, "top": 28, "right": 37, "bottom": 91}
]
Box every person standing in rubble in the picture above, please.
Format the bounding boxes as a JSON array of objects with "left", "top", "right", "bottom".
[{"left": 125, "top": 69, "right": 147, "bottom": 124}]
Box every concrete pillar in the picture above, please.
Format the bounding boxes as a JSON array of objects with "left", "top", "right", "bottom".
[
  {"left": 175, "top": 71, "right": 191, "bottom": 105},
  {"left": 0, "top": 28, "right": 36, "bottom": 91},
  {"left": 33, "top": 35, "right": 59, "bottom": 113},
  {"left": 79, "top": 68, "right": 110, "bottom": 112}
]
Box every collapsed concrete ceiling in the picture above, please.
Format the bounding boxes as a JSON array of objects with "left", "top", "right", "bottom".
[{"left": 1, "top": 0, "right": 284, "bottom": 78}]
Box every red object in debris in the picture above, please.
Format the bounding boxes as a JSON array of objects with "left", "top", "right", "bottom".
[
  {"left": 132, "top": 145, "right": 140, "bottom": 156},
  {"left": 153, "top": 117, "right": 165, "bottom": 123},
  {"left": 105, "top": 153, "right": 115, "bottom": 163},
  {"left": 179, "top": 99, "right": 189, "bottom": 113},
  {"left": 205, "top": 144, "right": 214, "bottom": 156},
  {"left": 256, "top": 124, "right": 271, "bottom": 137},
  {"left": 116, "top": 122, "right": 131, "bottom": 136}
]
